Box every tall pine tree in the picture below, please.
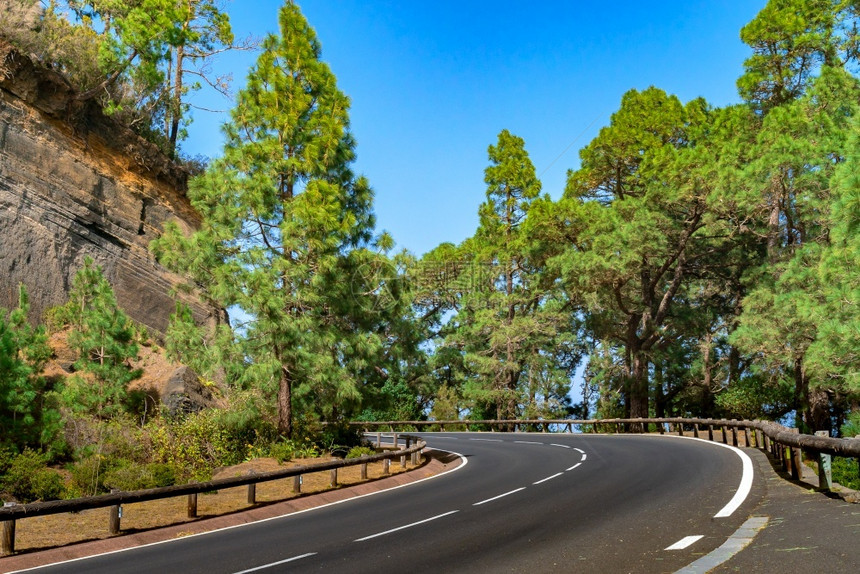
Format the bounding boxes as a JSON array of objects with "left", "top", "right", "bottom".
[{"left": 153, "top": 1, "right": 376, "bottom": 437}]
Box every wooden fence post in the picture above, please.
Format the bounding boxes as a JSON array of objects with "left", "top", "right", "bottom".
[
  {"left": 791, "top": 448, "right": 803, "bottom": 480},
  {"left": 1, "top": 503, "right": 16, "bottom": 557},
  {"left": 109, "top": 489, "right": 121, "bottom": 535},
  {"left": 743, "top": 427, "right": 751, "bottom": 447},
  {"left": 247, "top": 470, "right": 257, "bottom": 505},
  {"left": 187, "top": 492, "right": 198, "bottom": 518},
  {"left": 293, "top": 475, "right": 302, "bottom": 493},
  {"left": 693, "top": 424, "right": 700, "bottom": 438},
  {"left": 721, "top": 425, "right": 728, "bottom": 444},
  {"left": 708, "top": 424, "right": 714, "bottom": 441},
  {"left": 731, "top": 423, "right": 738, "bottom": 447},
  {"left": 392, "top": 433, "right": 398, "bottom": 450},
  {"left": 330, "top": 468, "right": 338, "bottom": 487},
  {"left": 382, "top": 459, "right": 390, "bottom": 475},
  {"left": 361, "top": 462, "right": 368, "bottom": 480},
  {"left": 400, "top": 454, "right": 407, "bottom": 468},
  {"left": 815, "top": 431, "right": 832, "bottom": 491},
  {"left": 677, "top": 423, "right": 684, "bottom": 437}
]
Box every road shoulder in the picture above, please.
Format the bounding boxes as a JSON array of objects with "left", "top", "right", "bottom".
[{"left": 710, "top": 447, "right": 860, "bottom": 573}]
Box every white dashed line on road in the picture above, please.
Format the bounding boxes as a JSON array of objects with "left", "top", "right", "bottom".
[
  {"left": 354, "top": 511, "right": 460, "bottom": 542},
  {"left": 665, "top": 535, "right": 703, "bottom": 550},
  {"left": 473, "top": 487, "right": 527, "bottom": 506},
  {"left": 233, "top": 553, "right": 318, "bottom": 573},
  {"left": 533, "top": 472, "right": 564, "bottom": 485}
]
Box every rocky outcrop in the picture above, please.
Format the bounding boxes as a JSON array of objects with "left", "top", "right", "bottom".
[
  {"left": 0, "top": 40, "right": 219, "bottom": 336},
  {"left": 161, "top": 366, "right": 218, "bottom": 417}
]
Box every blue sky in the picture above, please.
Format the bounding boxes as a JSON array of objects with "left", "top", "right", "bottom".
[{"left": 183, "top": 0, "right": 766, "bottom": 257}]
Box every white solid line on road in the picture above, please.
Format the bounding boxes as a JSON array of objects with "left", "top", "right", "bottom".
[
  {"left": 665, "top": 536, "right": 704, "bottom": 550},
  {"left": 431, "top": 436, "right": 459, "bottom": 439},
  {"left": 533, "top": 472, "right": 563, "bottom": 485},
  {"left": 550, "top": 443, "right": 571, "bottom": 449},
  {"left": 566, "top": 462, "right": 582, "bottom": 471},
  {"left": 675, "top": 516, "right": 768, "bottom": 573},
  {"left": 713, "top": 447, "right": 754, "bottom": 518},
  {"left": 233, "top": 553, "right": 318, "bottom": 573},
  {"left": 473, "top": 487, "right": 527, "bottom": 506},
  {"left": 660, "top": 435, "right": 754, "bottom": 518},
  {"left": 354, "top": 510, "right": 460, "bottom": 542},
  {"left": 573, "top": 447, "right": 585, "bottom": 454},
  {"left": 515, "top": 440, "right": 542, "bottom": 445},
  {"left": 470, "top": 438, "right": 502, "bottom": 442}
]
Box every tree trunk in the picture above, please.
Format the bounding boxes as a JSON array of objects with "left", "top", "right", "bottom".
[
  {"left": 168, "top": 44, "right": 185, "bottom": 156},
  {"left": 654, "top": 362, "right": 665, "bottom": 418},
  {"left": 793, "top": 356, "right": 808, "bottom": 431},
  {"left": 629, "top": 353, "right": 649, "bottom": 419},
  {"left": 278, "top": 366, "right": 293, "bottom": 439}
]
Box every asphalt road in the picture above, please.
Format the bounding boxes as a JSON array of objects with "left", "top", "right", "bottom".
[{"left": 15, "top": 433, "right": 759, "bottom": 574}]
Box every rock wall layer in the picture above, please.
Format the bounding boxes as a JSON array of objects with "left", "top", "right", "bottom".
[{"left": 0, "top": 41, "right": 218, "bottom": 335}]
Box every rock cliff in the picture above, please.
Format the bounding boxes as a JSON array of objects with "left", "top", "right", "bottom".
[{"left": 0, "top": 40, "right": 219, "bottom": 335}]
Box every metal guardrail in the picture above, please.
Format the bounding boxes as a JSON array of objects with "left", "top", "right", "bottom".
[{"left": 0, "top": 434, "right": 425, "bottom": 556}]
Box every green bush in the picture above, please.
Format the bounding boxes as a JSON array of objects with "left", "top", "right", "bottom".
[
  {"left": 267, "top": 441, "right": 295, "bottom": 464},
  {"left": 832, "top": 457, "right": 860, "bottom": 491},
  {"left": 103, "top": 461, "right": 157, "bottom": 491},
  {"left": 100, "top": 461, "right": 175, "bottom": 492},
  {"left": 148, "top": 463, "right": 176, "bottom": 487},
  {"left": 68, "top": 455, "right": 113, "bottom": 497},
  {"left": 313, "top": 423, "right": 367, "bottom": 454},
  {"left": 0, "top": 449, "right": 65, "bottom": 503},
  {"left": 146, "top": 411, "right": 253, "bottom": 482},
  {"left": 346, "top": 446, "right": 376, "bottom": 459}
]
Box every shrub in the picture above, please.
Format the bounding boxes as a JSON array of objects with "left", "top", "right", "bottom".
[
  {"left": 0, "top": 449, "right": 65, "bottom": 503},
  {"left": 101, "top": 461, "right": 175, "bottom": 491},
  {"left": 346, "top": 446, "right": 376, "bottom": 459},
  {"left": 146, "top": 411, "right": 253, "bottom": 482},
  {"left": 68, "top": 455, "right": 114, "bottom": 497},
  {"left": 312, "top": 423, "right": 367, "bottom": 454},
  {"left": 832, "top": 457, "right": 860, "bottom": 491}
]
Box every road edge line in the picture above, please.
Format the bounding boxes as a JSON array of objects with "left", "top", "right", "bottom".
[{"left": 674, "top": 516, "right": 768, "bottom": 574}]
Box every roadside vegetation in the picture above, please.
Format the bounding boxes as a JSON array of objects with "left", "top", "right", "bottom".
[{"left": 1, "top": 0, "right": 859, "bottom": 502}]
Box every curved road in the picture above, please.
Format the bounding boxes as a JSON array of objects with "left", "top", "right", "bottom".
[{"left": 13, "top": 433, "right": 759, "bottom": 573}]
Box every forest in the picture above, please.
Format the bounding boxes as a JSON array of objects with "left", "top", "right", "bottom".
[{"left": 1, "top": 0, "right": 859, "bottom": 501}]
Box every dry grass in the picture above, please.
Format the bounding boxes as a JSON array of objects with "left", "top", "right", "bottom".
[{"left": 12, "top": 456, "right": 413, "bottom": 553}]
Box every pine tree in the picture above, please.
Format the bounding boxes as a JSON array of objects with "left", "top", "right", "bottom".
[
  {"left": 0, "top": 285, "right": 58, "bottom": 451},
  {"left": 440, "top": 131, "right": 578, "bottom": 421},
  {"left": 57, "top": 258, "right": 141, "bottom": 419},
  {"left": 153, "top": 1, "right": 377, "bottom": 438}
]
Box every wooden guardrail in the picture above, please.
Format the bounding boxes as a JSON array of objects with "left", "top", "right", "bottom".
[
  {"left": 350, "top": 418, "right": 860, "bottom": 455},
  {"left": 0, "top": 434, "right": 425, "bottom": 556},
  {"left": 352, "top": 417, "right": 860, "bottom": 493}
]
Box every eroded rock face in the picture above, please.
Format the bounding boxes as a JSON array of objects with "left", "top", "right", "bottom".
[
  {"left": 0, "top": 41, "right": 219, "bottom": 336},
  {"left": 161, "top": 366, "right": 218, "bottom": 417}
]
